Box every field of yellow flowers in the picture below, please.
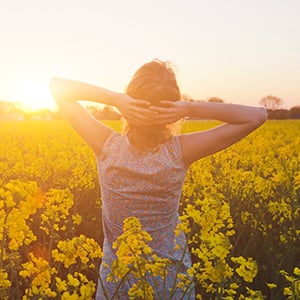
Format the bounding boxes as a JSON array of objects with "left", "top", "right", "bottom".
[{"left": 0, "top": 120, "right": 299, "bottom": 299}]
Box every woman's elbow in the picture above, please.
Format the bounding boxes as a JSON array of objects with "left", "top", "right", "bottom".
[
  {"left": 258, "top": 107, "right": 268, "bottom": 123},
  {"left": 252, "top": 107, "right": 268, "bottom": 126}
]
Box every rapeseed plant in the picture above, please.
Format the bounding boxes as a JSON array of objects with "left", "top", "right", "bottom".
[{"left": 0, "top": 120, "right": 300, "bottom": 299}]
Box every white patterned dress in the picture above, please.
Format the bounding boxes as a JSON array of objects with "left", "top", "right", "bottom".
[{"left": 95, "top": 132, "right": 194, "bottom": 299}]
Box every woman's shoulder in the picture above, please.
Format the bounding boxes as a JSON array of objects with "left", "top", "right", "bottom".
[{"left": 96, "top": 131, "right": 122, "bottom": 158}]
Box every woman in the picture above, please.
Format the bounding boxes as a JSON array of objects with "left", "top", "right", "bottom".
[{"left": 50, "top": 59, "right": 267, "bottom": 299}]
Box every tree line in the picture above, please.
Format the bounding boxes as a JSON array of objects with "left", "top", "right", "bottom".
[{"left": 1, "top": 95, "right": 300, "bottom": 120}]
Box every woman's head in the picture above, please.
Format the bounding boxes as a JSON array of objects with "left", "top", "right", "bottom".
[
  {"left": 123, "top": 59, "right": 182, "bottom": 150},
  {"left": 126, "top": 59, "right": 181, "bottom": 106}
]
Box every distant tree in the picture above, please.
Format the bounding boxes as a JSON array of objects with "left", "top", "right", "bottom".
[
  {"left": 289, "top": 106, "right": 300, "bottom": 119},
  {"left": 208, "top": 97, "right": 224, "bottom": 103},
  {"left": 259, "top": 95, "right": 284, "bottom": 110}
]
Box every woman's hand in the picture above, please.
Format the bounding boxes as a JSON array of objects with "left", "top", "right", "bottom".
[
  {"left": 148, "top": 100, "right": 189, "bottom": 125},
  {"left": 115, "top": 96, "right": 189, "bottom": 126},
  {"left": 115, "top": 94, "right": 160, "bottom": 127}
]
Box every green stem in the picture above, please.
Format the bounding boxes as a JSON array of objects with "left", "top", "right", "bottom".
[
  {"left": 110, "top": 269, "right": 131, "bottom": 300},
  {"left": 97, "top": 271, "right": 111, "bottom": 300},
  {"left": 149, "top": 270, "right": 161, "bottom": 299},
  {"left": 169, "top": 225, "right": 194, "bottom": 299},
  {"left": 179, "top": 279, "right": 195, "bottom": 300},
  {"left": 128, "top": 245, "right": 147, "bottom": 299}
]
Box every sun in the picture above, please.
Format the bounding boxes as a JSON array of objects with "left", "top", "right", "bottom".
[{"left": 14, "top": 77, "right": 56, "bottom": 112}]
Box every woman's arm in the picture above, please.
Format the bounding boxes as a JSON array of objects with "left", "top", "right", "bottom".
[
  {"left": 150, "top": 101, "right": 267, "bottom": 165},
  {"left": 49, "top": 77, "right": 153, "bottom": 155}
]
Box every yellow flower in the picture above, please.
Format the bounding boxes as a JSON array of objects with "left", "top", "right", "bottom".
[
  {"left": 231, "top": 256, "right": 258, "bottom": 283},
  {"left": 67, "top": 273, "right": 80, "bottom": 287},
  {"left": 0, "top": 269, "right": 11, "bottom": 290},
  {"left": 55, "top": 277, "right": 67, "bottom": 292},
  {"left": 294, "top": 267, "right": 300, "bottom": 276},
  {"left": 72, "top": 214, "right": 82, "bottom": 225},
  {"left": 267, "top": 283, "right": 277, "bottom": 289},
  {"left": 20, "top": 253, "right": 57, "bottom": 298},
  {"left": 52, "top": 235, "right": 102, "bottom": 268}
]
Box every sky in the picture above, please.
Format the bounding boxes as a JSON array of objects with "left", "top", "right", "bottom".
[{"left": 1, "top": 0, "right": 300, "bottom": 111}]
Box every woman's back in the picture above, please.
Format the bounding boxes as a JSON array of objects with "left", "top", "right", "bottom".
[
  {"left": 95, "top": 131, "right": 193, "bottom": 299},
  {"left": 97, "top": 132, "right": 187, "bottom": 253}
]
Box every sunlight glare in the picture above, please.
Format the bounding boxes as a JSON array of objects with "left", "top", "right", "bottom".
[{"left": 14, "top": 78, "right": 55, "bottom": 112}]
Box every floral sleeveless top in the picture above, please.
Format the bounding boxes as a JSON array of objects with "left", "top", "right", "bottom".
[{"left": 95, "top": 132, "right": 194, "bottom": 299}]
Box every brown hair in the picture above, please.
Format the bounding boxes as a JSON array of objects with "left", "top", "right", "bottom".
[{"left": 124, "top": 59, "right": 181, "bottom": 150}]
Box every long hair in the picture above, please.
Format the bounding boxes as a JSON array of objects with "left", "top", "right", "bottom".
[{"left": 124, "top": 59, "right": 181, "bottom": 150}]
